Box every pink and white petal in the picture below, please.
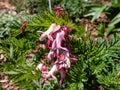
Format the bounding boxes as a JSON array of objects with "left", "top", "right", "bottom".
[
  {"left": 39, "top": 33, "right": 47, "bottom": 41},
  {"left": 39, "top": 23, "right": 60, "bottom": 41},
  {"left": 52, "top": 6, "right": 63, "bottom": 11},
  {"left": 59, "top": 68, "right": 66, "bottom": 87},
  {"left": 48, "top": 50, "right": 54, "bottom": 60},
  {"left": 36, "top": 63, "right": 43, "bottom": 71},
  {"left": 46, "top": 39, "right": 53, "bottom": 49}
]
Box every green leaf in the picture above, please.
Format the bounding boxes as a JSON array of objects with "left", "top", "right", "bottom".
[
  {"left": 4, "top": 71, "right": 20, "bottom": 75},
  {"left": 109, "top": 12, "right": 120, "bottom": 26},
  {"left": 10, "top": 45, "right": 14, "bottom": 59},
  {"left": 85, "top": 4, "right": 110, "bottom": 22},
  {"left": 97, "top": 23, "right": 105, "bottom": 37}
]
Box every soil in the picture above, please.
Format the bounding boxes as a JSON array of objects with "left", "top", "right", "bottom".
[
  {"left": 79, "top": 12, "right": 109, "bottom": 41},
  {"left": 0, "top": 1, "right": 16, "bottom": 15},
  {"left": 0, "top": 74, "right": 24, "bottom": 90}
]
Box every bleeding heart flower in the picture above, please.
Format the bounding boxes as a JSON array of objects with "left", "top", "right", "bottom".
[
  {"left": 48, "top": 30, "right": 69, "bottom": 60},
  {"left": 52, "top": 6, "right": 63, "bottom": 11},
  {"left": 20, "top": 20, "right": 28, "bottom": 33},
  {"left": 56, "top": 11, "right": 61, "bottom": 17},
  {"left": 59, "top": 68, "right": 66, "bottom": 87},
  {"left": 36, "top": 63, "right": 43, "bottom": 71},
  {"left": 70, "top": 55, "right": 77, "bottom": 60},
  {"left": 71, "top": 54, "right": 77, "bottom": 61},
  {"left": 46, "top": 39, "right": 53, "bottom": 49},
  {"left": 36, "top": 63, "right": 48, "bottom": 83},
  {"left": 61, "top": 25, "right": 72, "bottom": 32},
  {"left": 55, "top": 31, "right": 68, "bottom": 53},
  {"left": 45, "top": 61, "right": 59, "bottom": 80},
  {"left": 48, "top": 49, "right": 54, "bottom": 60},
  {"left": 60, "top": 53, "right": 65, "bottom": 60},
  {"left": 52, "top": 6, "right": 63, "bottom": 17},
  {"left": 42, "top": 65, "right": 48, "bottom": 71},
  {"left": 37, "top": 22, "right": 77, "bottom": 87},
  {"left": 39, "top": 23, "right": 60, "bottom": 41}
]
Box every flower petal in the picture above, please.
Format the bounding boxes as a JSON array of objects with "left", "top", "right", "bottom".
[
  {"left": 52, "top": 6, "right": 63, "bottom": 11},
  {"left": 59, "top": 68, "right": 66, "bottom": 87},
  {"left": 46, "top": 39, "right": 53, "bottom": 49},
  {"left": 39, "top": 23, "right": 60, "bottom": 41},
  {"left": 36, "top": 63, "right": 43, "bottom": 71},
  {"left": 46, "top": 64, "right": 58, "bottom": 79}
]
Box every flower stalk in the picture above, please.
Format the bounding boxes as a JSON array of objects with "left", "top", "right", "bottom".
[
  {"left": 36, "top": 6, "right": 77, "bottom": 87},
  {"left": 48, "top": 0, "right": 52, "bottom": 12}
]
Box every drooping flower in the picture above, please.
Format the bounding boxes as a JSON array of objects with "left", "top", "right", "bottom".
[
  {"left": 52, "top": 6, "right": 63, "bottom": 17},
  {"left": 52, "top": 6, "right": 63, "bottom": 11},
  {"left": 59, "top": 68, "right": 67, "bottom": 87},
  {"left": 46, "top": 39, "right": 53, "bottom": 49},
  {"left": 48, "top": 30, "right": 69, "bottom": 60},
  {"left": 36, "top": 63, "right": 43, "bottom": 71},
  {"left": 60, "top": 53, "right": 65, "bottom": 60},
  {"left": 36, "top": 63, "right": 48, "bottom": 84},
  {"left": 20, "top": 20, "right": 28, "bottom": 33},
  {"left": 45, "top": 61, "right": 59, "bottom": 79},
  {"left": 37, "top": 23, "right": 77, "bottom": 87},
  {"left": 41, "top": 65, "right": 48, "bottom": 78},
  {"left": 39, "top": 23, "right": 60, "bottom": 41},
  {"left": 56, "top": 11, "right": 61, "bottom": 17},
  {"left": 70, "top": 55, "right": 77, "bottom": 65},
  {"left": 61, "top": 25, "right": 72, "bottom": 32}
]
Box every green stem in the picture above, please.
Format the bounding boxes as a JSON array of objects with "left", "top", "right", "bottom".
[{"left": 48, "top": 0, "right": 52, "bottom": 12}]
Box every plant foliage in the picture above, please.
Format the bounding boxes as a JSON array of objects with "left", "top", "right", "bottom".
[{"left": 0, "top": 0, "right": 120, "bottom": 90}]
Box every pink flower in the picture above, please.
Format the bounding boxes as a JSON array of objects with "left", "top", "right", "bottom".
[
  {"left": 56, "top": 11, "right": 61, "bottom": 17},
  {"left": 47, "top": 50, "right": 54, "bottom": 60},
  {"left": 37, "top": 22, "right": 77, "bottom": 87},
  {"left": 70, "top": 55, "right": 77, "bottom": 60},
  {"left": 41, "top": 66, "right": 48, "bottom": 84},
  {"left": 59, "top": 68, "right": 67, "bottom": 87},
  {"left": 20, "top": 20, "right": 28, "bottom": 33},
  {"left": 39, "top": 23, "right": 60, "bottom": 41},
  {"left": 45, "top": 61, "right": 59, "bottom": 80},
  {"left": 48, "top": 30, "right": 68, "bottom": 59},
  {"left": 36, "top": 63, "right": 48, "bottom": 83},
  {"left": 61, "top": 25, "right": 71, "bottom": 32},
  {"left": 46, "top": 39, "right": 53, "bottom": 49},
  {"left": 55, "top": 59, "right": 67, "bottom": 87},
  {"left": 52, "top": 6, "right": 63, "bottom": 17},
  {"left": 70, "top": 55, "right": 77, "bottom": 65},
  {"left": 36, "top": 64, "right": 48, "bottom": 77},
  {"left": 52, "top": 6, "right": 63, "bottom": 11},
  {"left": 41, "top": 65, "right": 48, "bottom": 78},
  {"left": 36, "top": 63, "right": 44, "bottom": 71},
  {"left": 60, "top": 53, "right": 65, "bottom": 60},
  {"left": 59, "top": 52, "right": 71, "bottom": 68},
  {"left": 55, "top": 31, "right": 68, "bottom": 52}
]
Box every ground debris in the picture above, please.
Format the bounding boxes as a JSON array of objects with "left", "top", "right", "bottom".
[
  {"left": 79, "top": 12, "right": 109, "bottom": 41},
  {"left": 0, "top": 73, "right": 25, "bottom": 90},
  {"left": 0, "top": 1, "right": 16, "bottom": 15}
]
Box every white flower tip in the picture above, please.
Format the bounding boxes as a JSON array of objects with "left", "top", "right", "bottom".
[
  {"left": 47, "top": 23, "right": 60, "bottom": 34},
  {"left": 39, "top": 34, "right": 47, "bottom": 41},
  {"left": 37, "top": 31, "right": 44, "bottom": 34},
  {"left": 36, "top": 63, "right": 43, "bottom": 71},
  {"left": 66, "top": 58, "right": 71, "bottom": 68}
]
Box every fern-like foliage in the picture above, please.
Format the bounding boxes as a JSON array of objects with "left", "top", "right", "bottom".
[
  {"left": 0, "top": 10, "right": 120, "bottom": 90},
  {"left": 62, "top": 35, "right": 120, "bottom": 90},
  {"left": 0, "top": 36, "right": 41, "bottom": 89}
]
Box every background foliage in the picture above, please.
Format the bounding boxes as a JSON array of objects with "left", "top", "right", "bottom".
[{"left": 0, "top": 0, "right": 120, "bottom": 90}]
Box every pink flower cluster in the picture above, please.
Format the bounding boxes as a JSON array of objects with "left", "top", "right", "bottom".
[
  {"left": 52, "top": 6, "right": 63, "bottom": 17},
  {"left": 36, "top": 23, "right": 77, "bottom": 87}
]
